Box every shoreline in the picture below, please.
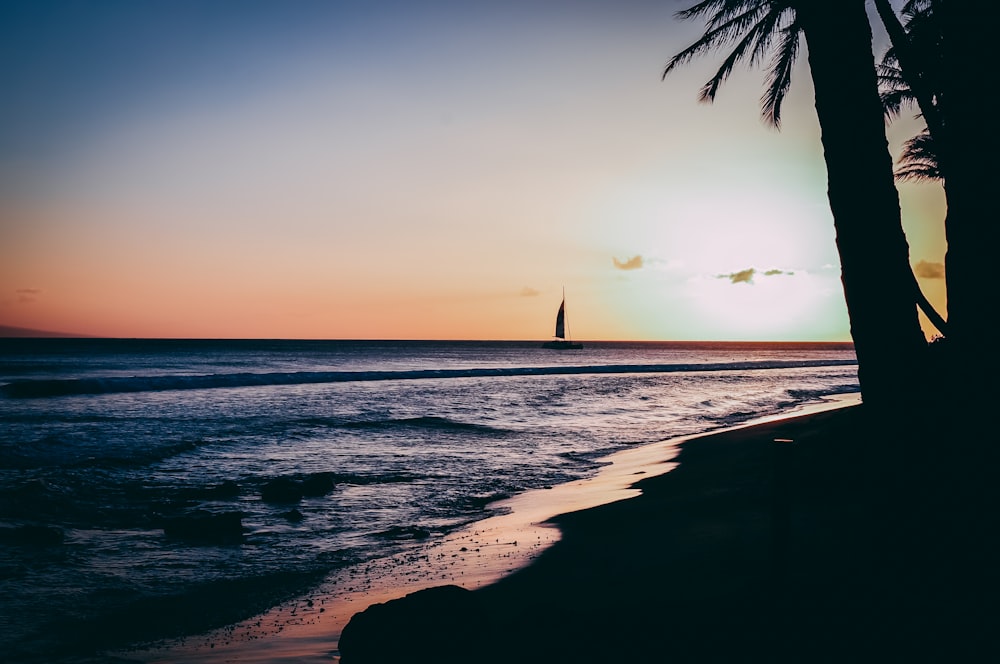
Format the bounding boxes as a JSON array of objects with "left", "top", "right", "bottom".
[
  {"left": 339, "top": 390, "right": 1000, "bottom": 663},
  {"left": 123, "top": 392, "right": 861, "bottom": 663}
]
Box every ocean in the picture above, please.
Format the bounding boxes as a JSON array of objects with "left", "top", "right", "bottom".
[{"left": 0, "top": 339, "right": 859, "bottom": 662}]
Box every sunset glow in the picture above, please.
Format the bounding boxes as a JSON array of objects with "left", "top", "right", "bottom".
[{"left": 0, "top": 1, "right": 946, "bottom": 341}]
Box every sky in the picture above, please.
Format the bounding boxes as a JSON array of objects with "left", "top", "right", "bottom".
[{"left": 0, "top": 0, "right": 946, "bottom": 342}]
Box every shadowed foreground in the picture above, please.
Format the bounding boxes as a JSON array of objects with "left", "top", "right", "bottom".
[{"left": 340, "top": 403, "right": 1000, "bottom": 663}]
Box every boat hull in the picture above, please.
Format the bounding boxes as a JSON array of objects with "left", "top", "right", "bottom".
[{"left": 541, "top": 340, "right": 583, "bottom": 350}]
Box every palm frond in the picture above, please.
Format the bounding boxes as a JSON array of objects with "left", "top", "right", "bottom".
[
  {"left": 696, "top": 8, "right": 778, "bottom": 101},
  {"left": 663, "top": 3, "right": 770, "bottom": 79},
  {"left": 666, "top": 0, "right": 801, "bottom": 124},
  {"left": 895, "top": 130, "right": 941, "bottom": 181},
  {"left": 880, "top": 89, "right": 915, "bottom": 119},
  {"left": 664, "top": 2, "right": 773, "bottom": 71},
  {"left": 877, "top": 61, "right": 916, "bottom": 119},
  {"left": 675, "top": 0, "right": 729, "bottom": 21},
  {"left": 746, "top": 6, "right": 792, "bottom": 69},
  {"left": 901, "top": 0, "right": 933, "bottom": 22},
  {"left": 761, "top": 17, "right": 801, "bottom": 128}
]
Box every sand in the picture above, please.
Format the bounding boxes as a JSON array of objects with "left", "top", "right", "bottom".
[
  {"left": 335, "top": 391, "right": 1000, "bottom": 663},
  {"left": 125, "top": 394, "right": 902, "bottom": 663},
  {"left": 474, "top": 395, "right": 998, "bottom": 663},
  {"left": 121, "top": 390, "right": 1000, "bottom": 662}
]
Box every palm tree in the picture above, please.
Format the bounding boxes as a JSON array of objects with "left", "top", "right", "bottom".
[
  {"left": 873, "top": 0, "right": 946, "bottom": 166},
  {"left": 878, "top": 52, "right": 942, "bottom": 184},
  {"left": 664, "top": 0, "right": 928, "bottom": 407},
  {"left": 874, "top": 0, "right": 997, "bottom": 369},
  {"left": 875, "top": 1, "right": 950, "bottom": 343},
  {"left": 875, "top": 2, "right": 943, "bottom": 184}
]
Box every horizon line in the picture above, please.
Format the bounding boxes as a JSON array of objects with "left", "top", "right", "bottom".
[{"left": 0, "top": 329, "right": 855, "bottom": 346}]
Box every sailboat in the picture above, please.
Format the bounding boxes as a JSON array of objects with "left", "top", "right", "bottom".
[{"left": 542, "top": 290, "right": 583, "bottom": 349}]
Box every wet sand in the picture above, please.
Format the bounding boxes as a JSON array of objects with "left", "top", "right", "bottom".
[
  {"left": 335, "top": 391, "right": 1000, "bottom": 663},
  {"left": 124, "top": 395, "right": 864, "bottom": 663}
]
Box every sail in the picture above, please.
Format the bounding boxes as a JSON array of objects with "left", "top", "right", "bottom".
[{"left": 554, "top": 300, "right": 566, "bottom": 339}]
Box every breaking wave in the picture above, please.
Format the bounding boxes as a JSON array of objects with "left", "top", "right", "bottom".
[{"left": 0, "top": 359, "right": 857, "bottom": 399}]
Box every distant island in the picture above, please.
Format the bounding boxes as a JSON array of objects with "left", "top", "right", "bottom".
[{"left": 0, "top": 325, "right": 91, "bottom": 338}]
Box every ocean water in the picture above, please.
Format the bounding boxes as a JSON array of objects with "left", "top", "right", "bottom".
[{"left": 0, "top": 339, "right": 858, "bottom": 661}]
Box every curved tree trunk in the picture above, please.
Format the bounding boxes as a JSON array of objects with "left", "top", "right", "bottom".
[
  {"left": 914, "top": 274, "right": 948, "bottom": 337},
  {"left": 796, "top": 1, "right": 928, "bottom": 408}
]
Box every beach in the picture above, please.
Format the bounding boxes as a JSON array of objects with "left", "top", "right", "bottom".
[
  {"left": 2, "top": 339, "right": 861, "bottom": 662},
  {"left": 334, "top": 393, "right": 1000, "bottom": 663},
  {"left": 17, "top": 377, "right": 992, "bottom": 663},
  {"left": 17, "top": 375, "right": 993, "bottom": 663},
  {"left": 124, "top": 392, "right": 973, "bottom": 663}
]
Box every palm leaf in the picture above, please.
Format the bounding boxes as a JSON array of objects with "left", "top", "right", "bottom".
[{"left": 762, "top": 18, "right": 801, "bottom": 127}]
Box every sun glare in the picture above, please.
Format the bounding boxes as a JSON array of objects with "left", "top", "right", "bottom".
[{"left": 682, "top": 264, "right": 846, "bottom": 339}]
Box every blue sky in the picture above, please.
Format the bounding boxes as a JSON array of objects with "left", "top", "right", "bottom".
[{"left": 0, "top": 1, "right": 944, "bottom": 340}]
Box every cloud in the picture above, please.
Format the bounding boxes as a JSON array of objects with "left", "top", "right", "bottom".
[
  {"left": 16, "top": 288, "right": 41, "bottom": 304},
  {"left": 719, "top": 268, "right": 756, "bottom": 284},
  {"left": 717, "top": 268, "right": 795, "bottom": 284},
  {"left": 612, "top": 255, "right": 643, "bottom": 270},
  {"left": 520, "top": 286, "right": 540, "bottom": 297},
  {"left": 914, "top": 260, "right": 945, "bottom": 279}
]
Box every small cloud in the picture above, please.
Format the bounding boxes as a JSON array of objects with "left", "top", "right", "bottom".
[
  {"left": 719, "top": 268, "right": 756, "bottom": 284},
  {"left": 16, "top": 288, "right": 41, "bottom": 304},
  {"left": 520, "top": 286, "right": 540, "bottom": 297},
  {"left": 914, "top": 260, "right": 944, "bottom": 279},
  {"left": 718, "top": 267, "right": 796, "bottom": 284},
  {"left": 612, "top": 255, "right": 643, "bottom": 270}
]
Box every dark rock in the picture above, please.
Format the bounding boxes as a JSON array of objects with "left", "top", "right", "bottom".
[
  {"left": 260, "top": 478, "right": 303, "bottom": 503},
  {"left": 339, "top": 585, "right": 494, "bottom": 664},
  {"left": 0, "top": 524, "right": 65, "bottom": 546},
  {"left": 206, "top": 480, "right": 240, "bottom": 498},
  {"left": 281, "top": 509, "right": 304, "bottom": 522},
  {"left": 161, "top": 510, "right": 244, "bottom": 544},
  {"left": 301, "top": 472, "right": 336, "bottom": 497}
]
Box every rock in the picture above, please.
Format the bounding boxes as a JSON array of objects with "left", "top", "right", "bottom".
[
  {"left": 301, "top": 472, "right": 336, "bottom": 497},
  {"left": 281, "top": 509, "right": 304, "bottom": 522},
  {"left": 260, "top": 478, "right": 303, "bottom": 503},
  {"left": 206, "top": 480, "right": 240, "bottom": 498},
  {"left": 161, "top": 510, "right": 244, "bottom": 544},
  {"left": 338, "top": 585, "right": 493, "bottom": 664}
]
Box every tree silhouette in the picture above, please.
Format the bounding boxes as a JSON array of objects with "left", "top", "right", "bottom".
[
  {"left": 875, "top": 1, "right": 943, "bottom": 183},
  {"left": 874, "top": 0, "right": 998, "bottom": 374},
  {"left": 665, "top": 0, "right": 928, "bottom": 407}
]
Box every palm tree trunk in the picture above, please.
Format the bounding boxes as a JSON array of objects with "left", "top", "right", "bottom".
[
  {"left": 796, "top": 1, "right": 928, "bottom": 408},
  {"left": 872, "top": 0, "right": 949, "bottom": 339},
  {"left": 935, "top": 2, "right": 1000, "bottom": 370}
]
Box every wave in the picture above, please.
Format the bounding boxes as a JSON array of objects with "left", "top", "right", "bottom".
[
  {"left": 0, "top": 359, "right": 857, "bottom": 399},
  {"left": 0, "top": 436, "right": 200, "bottom": 471},
  {"left": 339, "top": 415, "right": 501, "bottom": 433}
]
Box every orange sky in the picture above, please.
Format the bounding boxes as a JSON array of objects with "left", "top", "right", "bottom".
[{"left": 0, "top": 1, "right": 947, "bottom": 341}]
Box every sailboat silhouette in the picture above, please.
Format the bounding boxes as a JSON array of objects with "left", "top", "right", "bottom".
[{"left": 542, "top": 289, "right": 583, "bottom": 349}]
